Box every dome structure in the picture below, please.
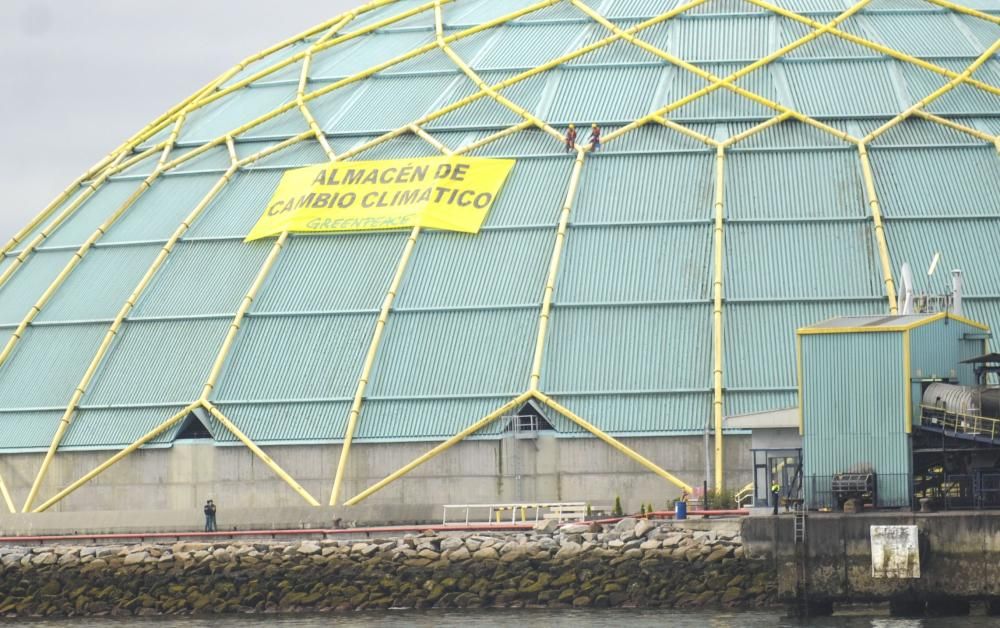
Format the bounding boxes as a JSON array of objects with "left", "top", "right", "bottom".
[{"left": 0, "top": 0, "right": 999, "bottom": 516}]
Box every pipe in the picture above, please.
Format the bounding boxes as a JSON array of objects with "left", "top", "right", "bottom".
[
  {"left": 32, "top": 405, "right": 199, "bottom": 513},
  {"left": 711, "top": 146, "right": 726, "bottom": 492},
  {"left": 533, "top": 392, "right": 695, "bottom": 493},
  {"left": 529, "top": 149, "right": 587, "bottom": 390},
  {"left": 856, "top": 143, "right": 899, "bottom": 313},
  {"left": 345, "top": 392, "right": 535, "bottom": 506},
  {"left": 203, "top": 403, "right": 320, "bottom": 506}
]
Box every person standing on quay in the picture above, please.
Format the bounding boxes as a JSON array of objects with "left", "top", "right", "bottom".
[{"left": 204, "top": 499, "right": 217, "bottom": 532}]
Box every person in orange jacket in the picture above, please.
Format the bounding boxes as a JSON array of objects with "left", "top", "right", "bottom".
[
  {"left": 589, "top": 123, "right": 601, "bottom": 151},
  {"left": 565, "top": 124, "right": 577, "bottom": 152}
]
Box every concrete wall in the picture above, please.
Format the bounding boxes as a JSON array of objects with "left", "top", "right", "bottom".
[
  {"left": 744, "top": 512, "right": 1000, "bottom": 609},
  {"left": 0, "top": 435, "right": 750, "bottom": 528}
]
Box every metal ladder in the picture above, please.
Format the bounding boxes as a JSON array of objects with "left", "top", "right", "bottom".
[{"left": 793, "top": 502, "right": 806, "bottom": 543}]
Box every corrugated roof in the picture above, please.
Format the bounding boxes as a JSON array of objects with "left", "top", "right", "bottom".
[{"left": 3, "top": 0, "right": 1000, "bottom": 451}]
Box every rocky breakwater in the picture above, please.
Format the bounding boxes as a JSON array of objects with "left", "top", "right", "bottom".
[{"left": 0, "top": 517, "right": 776, "bottom": 617}]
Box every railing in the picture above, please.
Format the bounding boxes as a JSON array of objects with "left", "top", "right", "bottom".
[
  {"left": 920, "top": 404, "right": 1000, "bottom": 444},
  {"left": 734, "top": 482, "right": 755, "bottom": 508},
  {"left": 442, "top": 502, "right": 588, "bottom": 525}
]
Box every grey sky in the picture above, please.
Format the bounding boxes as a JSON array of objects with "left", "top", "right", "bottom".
[{"left": 0, "top": 0, "right": 360, "bottom": 243}]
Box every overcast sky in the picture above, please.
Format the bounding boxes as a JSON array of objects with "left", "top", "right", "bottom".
[{"left": 0, "top": 0, "right": 360, "bottom": 243}]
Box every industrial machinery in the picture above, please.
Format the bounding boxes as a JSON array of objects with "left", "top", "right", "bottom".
[{"left": 831, "top": 472, "right": 877, "bottom": 512}]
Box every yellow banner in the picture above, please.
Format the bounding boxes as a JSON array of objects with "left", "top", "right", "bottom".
[{"left": 245, "top": 156, "right": 516, "bottom": 241}]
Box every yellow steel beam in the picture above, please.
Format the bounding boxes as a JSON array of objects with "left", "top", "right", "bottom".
[
  {"left": 912, "top": 110, "right": 998, "bottom": 145},
  {"left": 651, "top": 115, "right": 720, "bottom": 148},
  {"left": 0, "top": 470, "right": 14, "bottom": 514},
  {"left": 922, "top": 0, "right": 1000, "bottom": 26},
  {"left": 711, "top": 146, "right": 726, "bottom": 492},
  {"left": 32, "top": 404, "right": 199, "bottom": 513},
  {"left": 533, "top": 391, "right": 695, "bottom": 493},
  {"left": 720, "top": 112, "right": 794, "bottom": 148},
  {"left": 529, "top": 148, "right": 587, "bottom": 391},
  {"left": 575, "top": 0, "right": 868, "bottom": 147},
  {"left": 20, "top": 158, "right": 240, "bottom": 513},
  {"left": 864, "top": 40, "right": 1000, "bottom": 144},
  {"left": 203, "top": 402, "right": 320, "bottom": 506},
  {"left": 344, "top": 392, "right": 534, "bottom": 506},
  {"left": 746, "top": 0, "right": 1000, "bottom": 99},
  {"left": 857, "top": 143, "right": 899, "bottom": 314},
  {"left": 903, "top": 330, "right": 912, "bottom": 435}
]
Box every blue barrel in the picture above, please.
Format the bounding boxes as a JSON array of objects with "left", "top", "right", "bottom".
[{"left": 675, "top": 500, "right": 687, "bottom": 520}]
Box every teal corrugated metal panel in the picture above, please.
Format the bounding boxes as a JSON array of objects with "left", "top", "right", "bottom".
[
  {"left": 860, "top": 0, "right": 940, "bottom": 9},
  {"left": 770, "top": 0, "right": 862, "bottom": 13},
  {"left": 542, "top": 303, "right": 712, "bottom": 392},
  {"left": 62, "top": 405, "right": 188, "bottom": 448},
  {"left": 670, "top": 63, "right": 777, "bottom": 120},
  {"left": 473, "top": 23, "right": 589, "bottom": 70},
  {"left": 515, "top": 2, "right": 587, "bottom": 21},
  {"left": 483, "top": 157, "right": 574, "bottom": 227},
  {"left": 465, "top": 129, "right": 565, "bottom": 156},
  {"left": 102, "top": 174, "right": 221, "bottom": 244},
  {"left": 396, "top": 229, "right": 553, "bottom": 308},
  {"left": 38, "top": 244, "right": 162, "bottom": 323},
  {"left": 688, "top": 0, "right": 767, "bottom": 13},
  {"left": 450, "top": 0, "right": 542, "bottom": 25},
  {"left": 863, "top": 117, "right": 985, "bottom": 146},
  {"left": 786, "top": 60, "right": 903, "bottom": 118},
  {"left": 367, "top": 308, "right": 536, "bottom": 397},
  {"left": 900, "top": 61, "right": 1000, "bottom": 116},
  {"left": 169, "top": 147, "right": 233, "bottom": 174},
  {"left": 358, "top": 396, "right": 517, "bottom": 440},
  {"left": 239, "top": 139, "right": 330, "bottom": 166},
  {"left": 0, "top": 323, "right": 106, "bottom": 409},
  {"left": 253, "top": 232, "right": 405, "bottom": 313},
  {"left": 427, "top": 71, "right": 547, "bottom": 129},
  {"left": 178, "top": 84, "right": 295, "bottom": 145},
  {"left": 607, "top": 123, "right": 714, "bottom": 151},
  {"left": 386, "top": 31, "right": 492, "bottom": 74},
  {"left": 544, "top": 392, "right": 712, "bottom": 433},
  {"left": 0, "top": 410, "right": 63, "bottom": 451},
  {"left": 132, "top": 240, "right": 272, "bottom": 318},
  {"left": 224, "top": 41, "right": 309, "bottom": 88},
  {"left": 573, "top": 152, "right": 714, "bottom": 224},
  {"left": 116, "top": 151, "right": 162, "bottom": 179},
  {"left": 185, "top": 170, "right": 284, "bottom": 238},
  {"left": 870, "top": 146, "right": 1000, "bottom": 218},
  {"left": 10, "top": 186, "right": 89, "bottom": 255},
  {"left": 214, "top": 313, "right": 374, "bottom": 402},
  {"left": 213, "top": 401, "right": 349, "bottom": 442},
  {"left": 883, "top": 219, "right": 1000, "bottom": 296},
  {"left": 674, "top": 14, "right": 773, "bottom": 61},
  {"left": 0, "top": 250, "right": 76, "bottom": 325},
  {"left": 781, "top": 22, "right": 880, "bottom": 59},
  {"left": 249, "top": 82, "right": 365, "bottom": 139},
  {"left": 595, "top": 0, "right": 681, "bottom": 19},
  {"left": 557, "top": 224, "right": 712, "bottom": 302},
  {"left": 726, "top": 300, "right": 885, "bottom": 391},
  {"left": 910, "top": 318, "right": 985, "bottom": 387},
  {"left": 802, "top": 332, "right": 910, "bottom": 496},
  {"left": 86, "top": 318, "right": 228, "bottom": 406},
  {"left": 959, "top": 14, "right": 1000, "bottom": 50},
  {"left": 728, "top": 119, "right": 846, "bottom": 148},
  {"left": 727, "top": 222, "right": 881, "bottom": 299},
  {"left": 965, "top": 299, "right": 1000, "bottom": 342},
  {"left": 857, "top": 14, "right": 982, "bottom": 57},
  {"left": 568, "top": 20, "right": 666, "bottom": 66},
  {"left": 331, "top": 74, "right": 464, "bottom": 132},
  {"left": 548, "top": 66, "right": 664, "bottom": 123},
  {"left": 726, "top": 391, "right": 797, "bottom": 417},
  {"left": 311, "top": 32, "right": 429, "bottom": 79},
  {"left": 38, "top": 180, "right": 141, "bottom": 250},
  {"left": 349, "top": 133, "right": 447, "bottom": 159},
  {"left": 727, "top": 150, "right": 865, "bottom": 219}
]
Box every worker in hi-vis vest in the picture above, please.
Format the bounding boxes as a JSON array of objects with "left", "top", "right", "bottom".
[{"left": 770, "top": 481, "right": 781, "bottom": 515}]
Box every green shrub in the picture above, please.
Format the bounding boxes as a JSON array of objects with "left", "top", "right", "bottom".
[{"left": 612, "top": 495, "right": 623, "bottom": 517}]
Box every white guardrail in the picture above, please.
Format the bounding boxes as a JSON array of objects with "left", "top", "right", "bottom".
[{"left": 442, "top": 502, "right": 588, "bottom": 525}]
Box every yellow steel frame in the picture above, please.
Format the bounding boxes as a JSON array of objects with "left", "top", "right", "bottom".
[{"left": 8, "top": 0, "right": 1000, "bottom": 510}]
